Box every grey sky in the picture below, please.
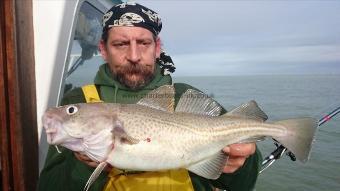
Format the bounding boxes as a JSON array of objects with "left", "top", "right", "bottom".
[{"left": 137, "top": 0, "right": 340, "bottom": 76}]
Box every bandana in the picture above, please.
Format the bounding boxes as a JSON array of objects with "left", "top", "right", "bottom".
[
  {"left": 102, "top": 2, "right": 162, "bottom": 36},
  {"left": 158, "top": 50, "right": 176, "bottom": 75}
]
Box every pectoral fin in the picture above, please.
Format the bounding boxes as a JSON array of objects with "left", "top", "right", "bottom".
[
  {"left": 187, "top": 151, "right": 228, "bottom": 179},
  {"left": 112, "top": 121, "right": 139, "bottom": 145}
]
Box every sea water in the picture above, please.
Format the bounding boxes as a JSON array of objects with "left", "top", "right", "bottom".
[{"left": 174, "top": 75, "right": 340, "bottom": 191}]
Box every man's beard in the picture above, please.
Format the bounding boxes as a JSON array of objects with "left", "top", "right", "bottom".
[{"left": 112, "top": 63, "right": 155, "bottom": 90}]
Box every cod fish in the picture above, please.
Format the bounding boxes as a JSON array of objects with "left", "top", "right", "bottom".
[{"left": 43, "top": 85, "right": 317, "bottom": 190}]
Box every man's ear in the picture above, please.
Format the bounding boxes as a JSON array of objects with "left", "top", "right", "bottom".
[
  {"left": 99, "top": 40, "right": 108, "bottom": 61},
  {"left": 155, "top": 37, "right": 161, "bottom": 58}
]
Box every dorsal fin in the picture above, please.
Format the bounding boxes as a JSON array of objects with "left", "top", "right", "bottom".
[
  {"left": 175, "top": 89, "right": 222, "bottom": 116},
  {"left": 224, "top": 100, "right": 268, "bottom": 121},
  {"left": 137, "top": 85, "right": 175, "bottom": 112}
]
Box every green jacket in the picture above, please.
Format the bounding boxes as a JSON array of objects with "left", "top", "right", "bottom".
[{"left": 38, "top": 64, "right": 262, "bottom": 191}]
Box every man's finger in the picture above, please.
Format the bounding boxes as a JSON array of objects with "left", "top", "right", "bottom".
[
  {"left": 223, "top": 143, "right": 256, "bottom": 157},
  {"left": 75, "top": 152, "right": 92, "bottom": 161},
  {"left": 226, "top": 157, "right": 246, "bottom": 167},
  {"left": 222, "top": 157, "right": 247, "bottom": 173},
  {"left": 74, "top": 152, "right": 99, "bottom": 168}
]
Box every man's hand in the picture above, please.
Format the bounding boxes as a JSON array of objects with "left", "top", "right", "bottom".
[
  {"left": 74, "top": 152, "right": 99, "bottom": 168},
  {"left": 74, "top": 152, "right": 113, "bottom": 172},
  {"left": 222, "top": 143, "right": 256, "bottom": 173}
]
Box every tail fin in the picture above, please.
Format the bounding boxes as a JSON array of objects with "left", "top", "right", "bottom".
[{"left": 274, "top": 118, "right": 318, "bottom": 163}]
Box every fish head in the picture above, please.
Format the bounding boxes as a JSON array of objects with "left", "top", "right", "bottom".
[
  {"left": 42, "top": 103, "right": 117, "bottom": 146},
  {"left": 43, "top": 106, "right": 71, "bottom": 145}
]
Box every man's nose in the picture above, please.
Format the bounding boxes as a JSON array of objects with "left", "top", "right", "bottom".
[{"left": 127, "top": 42, "right": 141, "bottom": 63}]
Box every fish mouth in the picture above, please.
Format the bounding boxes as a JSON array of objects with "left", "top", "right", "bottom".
[
  {"left": 44, "top": 125, "right": 61, "bottom": 144},
  {"left": 42, "top": 113, "right": 64, "bottom": 144},
  {"left": 45, "top": 128, "right": 57, "bottom": 143}
]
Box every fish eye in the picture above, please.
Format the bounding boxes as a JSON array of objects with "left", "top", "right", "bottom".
[{"left": 66, "top": 105, "right": 78, "bottom": 115}]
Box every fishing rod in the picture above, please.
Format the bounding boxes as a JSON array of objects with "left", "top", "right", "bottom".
[{"left": 260, "top": 106, "right": 340, "bottom": 173}]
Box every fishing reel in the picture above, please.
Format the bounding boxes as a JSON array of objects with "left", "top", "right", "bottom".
[{"left": 259, "top": 139, "right": 296, "bottom": 173}]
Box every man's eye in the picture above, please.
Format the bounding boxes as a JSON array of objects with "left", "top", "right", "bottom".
[
  {"left": 113, "top": 42, "right": 128, "bottom": 47},
  {"left": 140, "top": 41, "right": 151, "bottom": 46},
  {"left": 114, "top": 43, "right": 124, "bottom": 47}
]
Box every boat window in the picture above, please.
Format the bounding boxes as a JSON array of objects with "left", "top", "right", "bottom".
[{"left": 62, "top": 1, "right": 104, "bottom": 96}]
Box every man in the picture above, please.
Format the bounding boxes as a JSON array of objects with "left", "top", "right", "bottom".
[{"left": 38, "top": 2, "right": 261, "bottom": 191}]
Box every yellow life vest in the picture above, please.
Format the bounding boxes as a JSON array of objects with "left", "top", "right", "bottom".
[{"left": 81, "top": 84, "right": 194, "bottom": 191}]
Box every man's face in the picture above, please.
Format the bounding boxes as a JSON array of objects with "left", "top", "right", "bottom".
[{"left": 99, "top": 27, "right": 161, "bottom": 90}]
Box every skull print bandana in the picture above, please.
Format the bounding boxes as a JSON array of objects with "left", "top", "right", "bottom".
[{"left": 102, "top": 2, "right": 162, "bottom": 36}]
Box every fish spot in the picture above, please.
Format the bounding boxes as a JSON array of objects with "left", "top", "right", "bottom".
[{"left": 146, "top": 137, "right": 151, "bottom": 142}]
